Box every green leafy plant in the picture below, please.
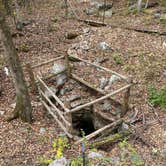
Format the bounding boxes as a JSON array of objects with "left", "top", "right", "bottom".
[
  {"left": 148, "top": 85, "right": 166, "bottom": 109},
  {"left": 70, "top": 157, "right": 83, "bottom": 166},
  {"left": 52, "top": 136, "right": 69, "bottom": 159},
  {"left": 119, "top": 138, "right": 144, "bottom": 166},
  {"left": 38, "top": 136, "right": 69, "bottom": 164},
  {"left": 19, "top": 44, "right": 30, "bottom": 52},
  {"left": 112, "top": 53, "right": 123, "bottom": 65},
  {"left": 38, "top": 156, "right": 53, "bottom": 164}
]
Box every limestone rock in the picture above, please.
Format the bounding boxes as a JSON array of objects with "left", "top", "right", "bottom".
[
  {"left": 88, "top": 151, "right": 103, "bottom": 159},
  {"left": 52, "top": 63, "right": 66, "bottom": 75},
  {"left": 99, "top": 77, "right": 108, "bottom": 89},
  {"left": 48, "top": 157, "right": 69, "bottom": 166}
]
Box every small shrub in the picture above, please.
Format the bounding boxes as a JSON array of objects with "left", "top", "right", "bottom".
[
  {"left": 38, "top": 156, "right": 53, "bottom": 164},
  {"left": 119, "top": 138, "right": 144, "bottom": 166},
  {"left": 70, "top": 157, "right": 83, "bottom": 166},
  {"left": 38, "top": 136, "right": 69, "bottom": 164},
  {"left": 148, "top": 85, "right": 166, "bottom": 109},
  {"left": 112, "top": 53, "right": 123, "bottom": 65},
  {"left": 19, "top": 44, "right": 30, "bottom": 52}
]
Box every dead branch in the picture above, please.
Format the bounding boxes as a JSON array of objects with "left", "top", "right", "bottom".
[
  {"left": 68, "top": 55, "right": 127, "bottom": 80},
  {"left": 147, "top": 101, "right": 162, "bottom": 124},
  {"left": 41, "top": 100, "right": 73, "bottom": 138},
  {"left": 68, "top": 84, "right": 132, "bottom": 114},
  {"left": 88, "top": 130, "right": 131, "bottom": 149},
  {"left": 31, "top": 56, "right": 64, "bottom": 69},
  {"left": 75, "top": 119, "right": 123, "bottom": 144},
  {"left": 37, "top": 75, "right": 70, "bottom": 112},
  {"left": 39, "top": 89, "right": 71, "bottom": 127},
  {"left": 71, "top": 73, "right": 124, "bottom": 111}
]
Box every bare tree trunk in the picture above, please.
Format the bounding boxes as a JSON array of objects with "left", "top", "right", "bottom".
[
  {"left": 0, "top": 3, "right": 32, "bottom": 123},
  {"left": 14, "top": 0, "right": 23, "bottom": 31}
]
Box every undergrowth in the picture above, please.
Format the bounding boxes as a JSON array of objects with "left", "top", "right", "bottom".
[
  {"left": 119, "top": 138, "right": 144, "bottom": 166},
  {"left": 148, "top": 85, "right": 166, "bottom": 109}
]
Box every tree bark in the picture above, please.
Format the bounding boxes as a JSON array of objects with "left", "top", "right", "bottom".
[{"left": 0, "top": 3, "right": 32, "bottom": 123}]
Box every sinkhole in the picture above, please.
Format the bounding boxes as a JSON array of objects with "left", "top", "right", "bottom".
[{"left": 72, "top": 109, "right": 95, "bottom": 136}]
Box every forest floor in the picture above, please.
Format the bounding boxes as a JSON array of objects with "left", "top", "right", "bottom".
[{"left": 0, "top": 0, "right": 166, "bottom": 165}]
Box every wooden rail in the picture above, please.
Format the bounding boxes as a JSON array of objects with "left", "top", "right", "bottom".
[
  {"left": 66, "top": 84, "right": 132, "bottom": 114},
  {"left": 68, "top": 55, "right": 128, "bottom": 81}
]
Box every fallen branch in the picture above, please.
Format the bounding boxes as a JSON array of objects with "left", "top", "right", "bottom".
[
  {"left": 37, "top": 75, "right": 70, "bottom": 112},
  {"left": 130, "top": 125, "right": 154, "bottom": 147},
  {"left": 68, "top": 55, "right": 127, "bottom": 80},
  {"left": 39, "top": 89, "right": 71, "bottom": 127},
  {"left": 41, "top": 100, "right": 73, "bottom": 138},
  {"left": 71, "top": 73, "right": 123, "bottom": 111},
  {"left": 147, "top": 101, "right": 162, "bottom": 124},
  {"left": 68, "top": 84, "right": 132, "bottom": 114},
  {"left": 88, "top": 130, "right": 131, "bottom": 149},
  {"left": 75, "top": 119, "right": 123, "bottom": 144},
  {"left": 80, "top": 19, "right": 107, "bottom": 27},
  {"left": 31, "top": 56, "right": 64, "bottom": 69}
]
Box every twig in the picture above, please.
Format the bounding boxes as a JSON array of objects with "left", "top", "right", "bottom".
[
  {"left": 141, "top": 108, "right": 147, "bottom": 130},
  {"left": 147, "top": 101, "right": 162, "bottom": 124},
  {"left": 130, "top": 125, "right": 155, "bottom": 147}
]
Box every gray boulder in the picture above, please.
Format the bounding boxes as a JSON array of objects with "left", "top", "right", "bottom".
[
  {"left": 98, "top": 42, "right": 112, "bottom": 51},
  {"left": 48, "top": 157, "right": 69, "bottom": 166},
  {"left": 52, "top": 63, "right": 66, "bottom": 75},
  {"left": 0, "top": 110, "right": 5, "bottom": 116},
  {"left": 44, "top": 87, "right": 57, "bottom": 98},
  {"left": 56, "top": 74, "right": 67, "bottom": 88},
  {"left": 101, "top": 100, "right": 112, "bottom": 112},
  {"left": 99, "top": 77, "right": 108, "bottom": 89},
  {"left": 105, "top": 75, "right": 121, "bottom": 90},
  {"left": 88, "top": 151, "right": 103, "bottom": 159},
  {"left": 39, "top": 127, "right": 46, "bottom": 135}
]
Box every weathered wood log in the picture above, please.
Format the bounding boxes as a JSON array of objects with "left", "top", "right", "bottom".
[
  {"left": 27, "top": 68, "right": 66, "bottom": 88},
  {"left": 37, "top": 75, "right": 70, "bottom": 112},
  {"left": 67, "top": 84, "right": 132, "bottom": 114},
  {"left": 71, "top": 73, "right": 123, "bottom": 111},
  {"left": 68, "top": 55, "right": 127, "bottom": 80},
  {"left": 39, "top": 89, "right": 71, "bottom": 127},
  {"left": 81, "top": 19, "right": 107, "bottom": 27},
  {"left": 75, "top": 119, "right": 123, "bottom": 144},
  {"left": 65, "top": 53, "right": 71, "bottom": 78},
  {"left": 121, "top": 86, "right": 131, "bottom": 117},
  {"left": 41, "top": 100, "right": 73, "bottom": 138},
  {"left": 31, "top": 56, "right": 64, "bottom": 69},
  {"left": 88, "top": 130, "right": 131, "bottom": 148}
]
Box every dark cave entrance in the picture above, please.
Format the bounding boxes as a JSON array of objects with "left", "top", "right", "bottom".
[{"left": 72, "top": 108, "right": 95, "bottom": 136}]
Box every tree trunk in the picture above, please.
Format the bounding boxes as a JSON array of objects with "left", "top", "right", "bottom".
[{"left": 0, "top": 3, "right": 32, "bottom": 123}]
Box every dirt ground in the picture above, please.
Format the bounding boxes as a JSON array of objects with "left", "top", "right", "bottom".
[{"left": 0, "top": 0, "right": 166, "bottom": 165}]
